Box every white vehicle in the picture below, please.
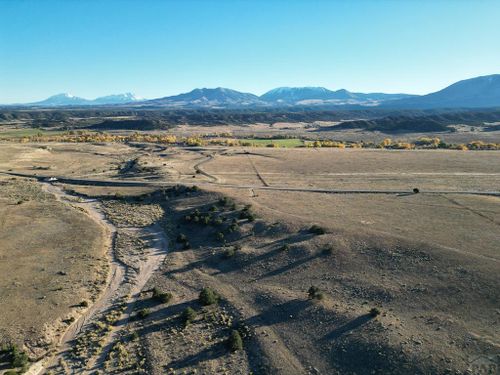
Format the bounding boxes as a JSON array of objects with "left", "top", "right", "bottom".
[{"left": 44, "top": 177, "right": 58, "bottom": 182}]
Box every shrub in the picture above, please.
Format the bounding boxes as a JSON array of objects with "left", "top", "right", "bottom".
[
  {"left": 224, "top": 248, "right": 236, "bottom": 258},
  {"left": 370, "top": 307, "right": 381, "bottom": 317},
  {"left": 152, "top": 288, "right": 172, "bottom": 304},
  {"left": 10, "top": 345, "right": 29, "bottom": 369},
  {"left": 281, "top": 244, "right": 290, "bottom": 251},
  {"left": 199, "top": 287, "right": 219, "bottom": 306},
  {"left": 214, "top": 217, "right": 223, "bottom": 226},
  {"left": 239, "top": 210, "right": 255, "bottom": 222},
  {"left": 236, "top": 322, "right": 252, "bottom": 339},
  {"left": 413, "top": 188, "right": 420, "bottom": 194},
  {"left": 218, "top": 197, "right": 230, "bottom": 206},
  {"left": 182, "top": 241, "right": 191, "bottom": 250},
  {"left": 307, "top": 286, "right": 324, "bottom": 300},
  {"left": 216, "top": 232, "right": 225, "bottom": 241},
  {"left": 176, "top": 233, "right": 187, "bottom": 243},
  {"left": 80, "top": 300, "right": 89, "bottom": 307},
  {"left": 137, "top": 308, "right": 151, "bottom": 319},
  {"left": 309, "top": 225, "right": 326, "bottom": 235},
  {"left": 228, "top": 330, "right": 243, "bottom": 352},
  {"left": 228, "top": 223, "right": 240, "bottom": 232},
  {"left": 181, "top": 307, "right": 196, "bottom": 326}
]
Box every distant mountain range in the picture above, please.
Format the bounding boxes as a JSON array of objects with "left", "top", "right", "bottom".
[
  {"left": 146, "top": 88, "right": 264, "bottom": 108},
  {"left": 260, "top": 87, "right": 414, "bottom": 105},
  {"left": 6, "top": 74, "right": 500, "bottom": 109},
  {"left": 27, "top": 92, "right": 143, "bottom": 106}
]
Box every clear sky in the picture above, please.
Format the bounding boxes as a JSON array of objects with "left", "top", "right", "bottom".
[{"left": 1, "top": 0, "right": 499, "bottom": 103}]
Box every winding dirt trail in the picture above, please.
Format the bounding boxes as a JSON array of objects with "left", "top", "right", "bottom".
[{"left": 25, "top": 183, "right": 170, "bottom": 375}]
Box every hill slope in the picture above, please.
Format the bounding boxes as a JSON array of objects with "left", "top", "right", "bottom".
[{"left": 385, "top": 74, "right": 500, "bottom": 109}]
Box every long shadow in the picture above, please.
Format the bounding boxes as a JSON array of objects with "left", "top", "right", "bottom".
[
  {"left": 397, "top": 192, "right": 416, "bottom": 197},
  {"left": 244, "top": 299, "right": 310, "bottom": 327},
  {"left": 211, "top": 245, "right": 284, "bottom": 276},
  {"left": 135, "top": 300, "right": 195, "bottom": 337},
  {"left": 166, "top": 255, "right": 213, "bottom": 275},
  {"left": 260, "top": 253, "right": 320, "bottom": 279},
  {"left": 254, "top": 231, "right": 313, "bottom": 249},
  {"left": 165, "top": 341, "right": 226, "bottom": 370},
  {"left": 323, "top": 314, "right": 374, "bottom": 340}
]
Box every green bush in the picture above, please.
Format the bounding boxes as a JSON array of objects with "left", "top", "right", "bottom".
[
  {"left": 309, "top": 225, "right": 326, "bottom": 235},
  {"left": 228, "top": 330, "right": 243, "bottom": 352},
  {"left": 281, "top": 244, "right": 290, "bottom": 251},
  {"left": 10, "top": 345, "right": 29, "bottom": 370},
  {"left": 224, "top": 248, "right": 235, "bottom": 258},
  {"left": 216, "top": 232, "right": 225, "bottom": 241},
  {"left": 137, "top": 308, "right": 151, "bottom": 319},
  {"left": 370, "top": 307, "right": 381, "bottom": 317},
  {"left": 199, "top": 287, "right": 219, "bottom": 306},
  {"left": 152, "top": 288, "right": 172, "bottom": 304},
  {"left": 176, "top": 233, "right": 187, "bottom": 243},
  {"left": 181, "top": 307, "right": 196, "bottom": 326},
  {"left": 307, "top": 286, "right": 324, "bottom": 300}
]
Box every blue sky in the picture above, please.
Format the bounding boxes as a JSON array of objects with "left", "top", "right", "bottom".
[{"left": 1, "top": 0, "right": 499, "bottom": 103}]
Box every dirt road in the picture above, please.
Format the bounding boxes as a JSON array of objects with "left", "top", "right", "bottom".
[{"left": 25, "top": 183, "right": 169, "bottom": 375}]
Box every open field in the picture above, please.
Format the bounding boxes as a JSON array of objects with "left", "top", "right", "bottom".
[
  {"left": 0, "top": 178, "right": 108, "bottom": 362},
  {"left": 0, "top": 142, "right": 498, "bottom": 374}
]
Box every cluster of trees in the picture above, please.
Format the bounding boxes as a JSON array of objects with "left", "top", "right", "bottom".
[
  {"left": 306, "top": 137, "right": 500, "bottom": 150},
  {"left": 4, "top": 130, "right": 500, "bottom": 150}
]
